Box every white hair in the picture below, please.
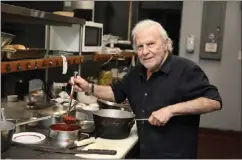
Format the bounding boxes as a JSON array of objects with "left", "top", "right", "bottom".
[{"left": 131, "top": 19, "right": 173, "bottom": 53}]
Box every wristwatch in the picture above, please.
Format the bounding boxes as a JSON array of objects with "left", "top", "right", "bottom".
[{"left": 85, "top": 83, "right": 94, "bottom": 95}]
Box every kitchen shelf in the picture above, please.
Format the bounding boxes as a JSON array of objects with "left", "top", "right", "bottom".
[
  {"left": 1, "top": 3, "right": 85, "bottom": 26},
  {"left": 93, "top": 52, "right": 136, "bottom": 61},
  {"left": 1, "top": 56, "right": 84, "bottom": 74}
]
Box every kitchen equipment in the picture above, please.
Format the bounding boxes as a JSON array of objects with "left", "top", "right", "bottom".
[
  {"left": 12, "top": 132, "right": 46, "bottom": 144},
  {"left": 49, "top": 123, "right": 81, "bottom": 141},
  {"left": 66, "top": 137, "right": 95, "bottom": 149},
  {"left": 92, "top": 109, "right": 135, "bottom": 139},
  {"left": 5, "top": 48, "right": 45, "bottom": 60},
  {"left": 97, "top": 99, "right": 131, "bottom": 111},
  {"left": 78, "top": 120, "right": 95, "bottom": 133},
  {"left": 1, "top": 32, "right": 15, "bottom": 49},
  {"left": 1, "top": 121, "right": 16, "bottom": 152},
  {"left": 135, "top": 118, "right": 148, "bottom": 121},
  {"left": 1, "top": 108, "right": 16, "bottom": 153},
  {"left": 38, "top": 116, "right": 63, "bottom": 129},
  {"left": 29, "top": 146, "right": 117, "bottom": 155},
  {"left": 63, "top": 71, "right": 78, "bottom": 124}
]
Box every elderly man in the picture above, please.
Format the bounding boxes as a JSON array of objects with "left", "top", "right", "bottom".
[{"left": 70, "top": 19, "right": 222, "bottom": 158}]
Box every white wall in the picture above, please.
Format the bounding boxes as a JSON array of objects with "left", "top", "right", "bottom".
[{"left": 179, "top": 1, "right": 241, "bottom": 131}]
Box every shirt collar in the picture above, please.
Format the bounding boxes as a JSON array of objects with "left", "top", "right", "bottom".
[{"left": 140, "top": 53, "right": 173, "bottom": 77}]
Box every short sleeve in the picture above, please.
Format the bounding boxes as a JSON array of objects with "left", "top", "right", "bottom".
[
  {"left": 111, "top": 73, "right": 130, "bottom": 103},
  {"left": 181, "top": 63, "right": 222, "bottom": 107}
]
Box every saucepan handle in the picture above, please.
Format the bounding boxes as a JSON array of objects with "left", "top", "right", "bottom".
[{"left": 128, "top": 119, "right": 135, "bottom": 130}]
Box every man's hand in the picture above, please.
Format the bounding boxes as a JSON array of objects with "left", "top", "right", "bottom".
[
  {"left": 148, "top": 107, "right": 173, "bottom": 126},
  {"left": 69, "top": 75, "right": 90, "bottom": 92}
]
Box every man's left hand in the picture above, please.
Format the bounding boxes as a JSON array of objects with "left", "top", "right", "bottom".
[{"left": 148, "top": 107, "right": 173, "bottom": 126}]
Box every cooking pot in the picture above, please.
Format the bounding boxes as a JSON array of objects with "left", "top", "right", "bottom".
[
  {"left": 49, "top": 123, "right": 81, "bottom": 141},
  {"left": 1, "top": 120, "right": 16, "bottom": 152},
  {"left": 92, "top": 109, "right": 135, "bottom": 139},
  {"left": 39, "top": 116, "right": 63, "bottom": 129}
]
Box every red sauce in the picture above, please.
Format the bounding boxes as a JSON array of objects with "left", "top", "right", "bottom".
[
  {"left": 63, "top": 115, "right": 76, "bottom": 124},
  {"left": 50, "top": 123, "right": 80, "bottom": 131}
]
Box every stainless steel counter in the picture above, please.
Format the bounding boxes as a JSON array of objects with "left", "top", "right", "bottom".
[
  {"left": 1, "top": 99, "right": 69, "bottom": 126},
  {"left": 0, "top": 101, "right": 89, "bottom": 159},
  {"left": 1, "top": 127, "right": 85, "bottom": 159}
]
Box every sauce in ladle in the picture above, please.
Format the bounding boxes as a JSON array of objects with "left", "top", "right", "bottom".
[{"left": 63, "top": 115, "right": 76, "bottom": 124}]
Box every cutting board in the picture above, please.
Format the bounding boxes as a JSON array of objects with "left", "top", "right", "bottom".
[{"left": 75, "top": 125, "right": 138, "bottom": 159}]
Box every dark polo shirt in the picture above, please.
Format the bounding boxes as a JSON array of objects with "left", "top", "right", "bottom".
[{"left": 112, "top": 54, "right": 222, "bottom": 158}]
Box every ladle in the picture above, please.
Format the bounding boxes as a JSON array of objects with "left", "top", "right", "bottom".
[{"left": 63, "top": 71, "right": 78, "bottom": 124}]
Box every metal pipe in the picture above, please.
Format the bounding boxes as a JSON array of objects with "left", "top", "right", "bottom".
[
  {"left": 127, "top": 1, "right": 133, "bottom": 41},
  {"left": 45, "top": 25, "right": 50, "bottom": 102},
  {"left": 78, "top": 24, "right": 83, "bottom": 75}
]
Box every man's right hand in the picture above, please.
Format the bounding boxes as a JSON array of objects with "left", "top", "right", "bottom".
[{"left": 69, "top": 75, "right": 91, "bottom": 93}]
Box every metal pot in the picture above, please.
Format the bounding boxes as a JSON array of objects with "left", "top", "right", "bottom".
[
  {"left": 78, "top": 120, "right": 95, "bottom": 133},
  {"left": 92, "top": 109, "right": 135, "bottom": 139},
  {"left": 1, "top": 32, "right": 15, "bottom": 49},
  {"left": 1, "top": 120, "right": 16, "bottom": 153},
  {"left": 39, "top": 116, "right": 63, "bottom": 129},
  {"left": 49, "top": 123, "right": 81, "bottom": 141}
]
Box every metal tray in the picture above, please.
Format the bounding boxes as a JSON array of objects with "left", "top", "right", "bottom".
[{"left": 4, "top": 48, "right": 46, "bottom": 60}]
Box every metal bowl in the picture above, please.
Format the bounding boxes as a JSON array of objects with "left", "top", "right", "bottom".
[
  {"left": 1, "top": 121, "right": 16, "bottom": 153},
  {"left": 1, "top": 32, "right": 15, "bottom": 49}
]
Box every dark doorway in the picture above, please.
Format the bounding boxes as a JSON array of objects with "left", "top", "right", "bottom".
[{"left": 138, "top": 4, "right": 182, "bottom": 56}]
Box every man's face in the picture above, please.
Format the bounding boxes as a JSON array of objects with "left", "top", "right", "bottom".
[{"left": 135, "top": 26, "right": 168, "bottom": 71}]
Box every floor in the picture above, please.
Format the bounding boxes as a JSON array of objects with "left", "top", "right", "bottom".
[
  {"left": 126, "top": 127, "right": 242, "bottom": 159},
  {"left": 198, "top": 127, "right": 241, "bottom": 159}
]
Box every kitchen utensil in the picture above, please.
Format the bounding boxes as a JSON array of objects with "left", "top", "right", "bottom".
[
  {"left": 1, "top": 32, "right": 15, "bottom": 49},
  {"left": 12, "top": 132, "right": 46, "bottom": 144},
  {"left": 30, "top": 146, "right": 117, "bottom": 155},
  {"left": 63, "top": 71, "right": 78, "bottom": 124},
  {"left": 49, "top": 123, "right": 81, "bottom": 141},
  {"left": 92, "top": 109, "right": 135, "bottom": 139},
  {"left": 66, "top": 137, "right": 95, "bottom": 149},
  {"left": 68, "top": 71, "right": 79, "bottom": 114},
  {"left": 1, "top": 109, "right": 16, "bottom": 152},
  {"left": 135, "top": 118, "right": 148, "bottom": 121}
]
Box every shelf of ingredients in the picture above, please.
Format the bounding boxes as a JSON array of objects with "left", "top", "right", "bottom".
[{"left": 1, "top": 56, "right": 84, "bottom": 74}]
